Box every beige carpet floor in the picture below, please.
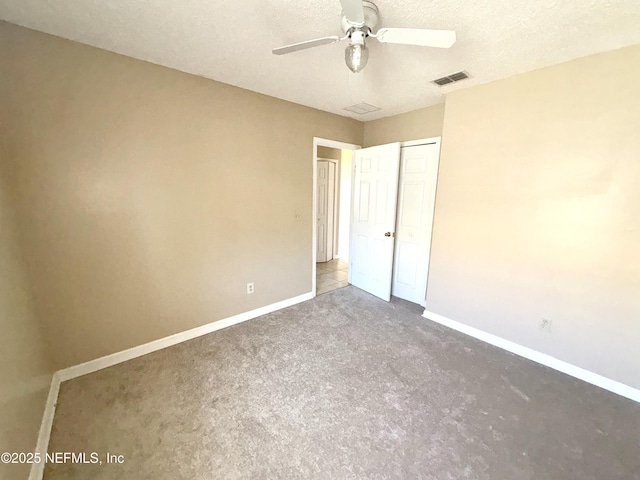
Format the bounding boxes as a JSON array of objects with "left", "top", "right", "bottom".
[{"left": 45, "top": 286, "right": 640, "bottom": 479}]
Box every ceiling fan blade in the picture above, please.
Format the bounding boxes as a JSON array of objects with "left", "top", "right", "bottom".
[
  {"left": 375, "top": 28, "right": 456, "bottom": 48},
  {"left": 339, "top": 0, "right": 365, "bottom": 25},
  {"left": 272, "top": 36, "right": 342, "bottom": 55}
]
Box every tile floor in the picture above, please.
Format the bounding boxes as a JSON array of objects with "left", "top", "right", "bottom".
[{"left": 316, "top": 259, "right": 349, "bottom": 295}]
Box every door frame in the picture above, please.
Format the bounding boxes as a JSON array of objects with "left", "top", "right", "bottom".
[{"left": 312, "top": 138, "right": 361, "bottom": 296}]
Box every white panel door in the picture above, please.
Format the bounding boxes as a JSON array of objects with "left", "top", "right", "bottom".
[
  {"left": 392, "top": 143, "right": 440, "bottom": 306},
  {"left": 349, "top": 142, "right": 401, "bottom": 301},
  {"left": 316, "top": 160, "right": 329, "bottom": 262}
]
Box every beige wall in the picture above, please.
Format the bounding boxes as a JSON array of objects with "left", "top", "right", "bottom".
[
  {"left": 363, "top": 103, "right": 445, "bottom": 147},
  {"left": 426, "top": 45, "right": 640, "bottom": 388},
  {"left": 0, "top": 164, "right": 53, "bottom": 478},
  {"left": 317, "top": 146, "right": 342, "bottom": 160},
  {"left": 0, "top": 22, "right": 363, "bottom": 369}
]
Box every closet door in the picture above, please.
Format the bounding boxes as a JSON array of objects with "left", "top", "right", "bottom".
[{"left": 392, "top": 143, "right": 440, "bottom": 306}]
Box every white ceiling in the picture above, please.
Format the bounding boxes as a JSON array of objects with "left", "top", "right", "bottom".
[{"left": 2, "top": 0, "right": 639, "bottom": 120}]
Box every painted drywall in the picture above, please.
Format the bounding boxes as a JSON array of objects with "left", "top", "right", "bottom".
[
  {"left": 427, "top": 45, "right": 640, "bottom": 388},
  {"left": 0, "top": 165, "right": 53, "bottom": 478},
  {"left": 363, "top": 103, "right": 445, "bottom": 147},
  {"left": 0, "top": 22, "right": 363, "bottom": 369},
  {"left": 317, "top": 146, "right": 342, "bottom": 160}
]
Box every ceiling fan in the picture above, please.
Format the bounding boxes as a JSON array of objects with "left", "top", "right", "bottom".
[{"left": 272, "top": 0, "right": 456, "bottom": 73}]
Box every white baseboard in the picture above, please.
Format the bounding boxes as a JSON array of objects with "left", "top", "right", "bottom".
[
  {"left": 28, "top": 373, "right": 61, "bottom": 480},
  {"left": 422, "top": 310, "right": 640, "bottom": 403},
  {"left": 57, "top": 291, "right": 315, "bottom": 382},
  {"left": 29, "top": 291, "right": 314, "bottom": 480}
]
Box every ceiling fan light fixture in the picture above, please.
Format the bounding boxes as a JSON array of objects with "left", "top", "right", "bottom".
[
  {"left": 345, "top": 30, "right": 368, "bottom": 73},
  {"left": 345, "top": 43, "right": 369, "bottom": 73}
]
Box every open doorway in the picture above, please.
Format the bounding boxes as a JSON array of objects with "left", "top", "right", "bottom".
[{"left": 313, "top": 138, "right": 360, "bottom": 296}]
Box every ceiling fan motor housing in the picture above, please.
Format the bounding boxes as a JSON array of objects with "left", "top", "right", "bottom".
[{"left": 341, "top": 0, "right": 380, "bottom": 35}]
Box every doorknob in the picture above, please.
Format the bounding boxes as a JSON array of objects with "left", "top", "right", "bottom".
[{"left": 384, "top": 232, "right": 392, "bottom": 237}]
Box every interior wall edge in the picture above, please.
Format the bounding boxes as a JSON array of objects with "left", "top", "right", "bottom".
[
  {"left": 27, "top": 374, "right": 60, "bottom": 480},
  {"left": 0, "top": 124, "right": 56, "bottom": 478}
]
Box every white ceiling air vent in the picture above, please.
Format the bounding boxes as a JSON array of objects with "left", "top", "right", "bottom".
[
  {"left": 343, "top": 102, "right": 381, "bottom": 115},
  {"left": 432, "top": 70, "right": 470, "bottom": 86}
]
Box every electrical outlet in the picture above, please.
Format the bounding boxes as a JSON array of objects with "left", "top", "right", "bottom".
[
  {"left": 293, "top": 211, "right": 302, "bottom": 223},
  {"left": 539, "top": 318, "right": 552, "bottom": 333},
  {"left": 246, "top": 282, "right": 254, "bottom": 294}
]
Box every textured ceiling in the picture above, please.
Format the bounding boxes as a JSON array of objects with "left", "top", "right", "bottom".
[{"left": 1, "top": 0, "right": 639, "bottom": 120}]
